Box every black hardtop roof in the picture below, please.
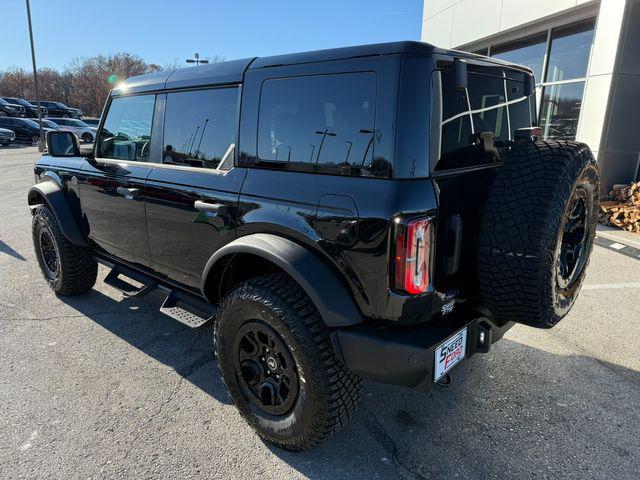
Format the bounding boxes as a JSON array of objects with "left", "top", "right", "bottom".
[{"left": 111, "top": 41, "right": 529, "bottom": 95}]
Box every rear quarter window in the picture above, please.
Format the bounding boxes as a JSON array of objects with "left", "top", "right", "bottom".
[{"left": 256, "top": 72, "right": 384, "bottom": 176}]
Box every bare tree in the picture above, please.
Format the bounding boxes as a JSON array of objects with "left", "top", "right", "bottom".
[
  {"left": 0, "top": 67, "right": 32, "bottom": 98},
  {"left": 0, "top": 52, "right": 222, "bottom": 116}
]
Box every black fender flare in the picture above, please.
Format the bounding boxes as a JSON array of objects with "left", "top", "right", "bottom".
[
  {"left": 28, "top": 181, "right": 88, "bottom": 247},
  {"left": 201, "top": 233, "right": 363, "bottom": 327}
]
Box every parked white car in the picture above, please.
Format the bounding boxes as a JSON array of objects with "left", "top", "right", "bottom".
[{"left": 47, "top": 118, "right": 97, "bottom": 143}]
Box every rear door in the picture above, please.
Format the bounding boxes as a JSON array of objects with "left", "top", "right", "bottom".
[
  {"left": 78, "top": 93, "right": 159, "bottom": 266},
  {"left": 145, "top": 86, "right": 245, "bottom": 288}
]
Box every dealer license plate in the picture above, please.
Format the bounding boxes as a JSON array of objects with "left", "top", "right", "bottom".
[{"left": 434, "top": 328, "right": 467, "bottom": 382}]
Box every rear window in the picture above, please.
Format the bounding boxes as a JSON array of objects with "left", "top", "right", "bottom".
[
  {"left": 257, "top": 73, "right": 380, "bottom": 176},
  {"left": 434, "top": 69, "right": 535, "bottom": 171}
]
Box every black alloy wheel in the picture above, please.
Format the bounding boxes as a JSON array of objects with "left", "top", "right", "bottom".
[
  {"left": 234, "top": 321, "right": 299, "bottom": 415},
  {"left": 556, "top": 186, "right": 591, "bottom": 291},
  {"left": 38, "top": 227, "right": 60, "bottom": 280}
]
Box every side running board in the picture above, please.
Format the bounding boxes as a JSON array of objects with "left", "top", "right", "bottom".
[
  {"left": 104, "top": 266, "right": 157, "bottom": 298},
  {"left": 160, "top": 291, "right": 217, "bottom": 328},
  {"left": 101, "top": 262, "right": 216, "bottom": 328}
]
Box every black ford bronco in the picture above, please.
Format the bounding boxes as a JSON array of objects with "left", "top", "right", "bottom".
[{"left": 28, "top": 42, "right": 599, "bottom": 450}]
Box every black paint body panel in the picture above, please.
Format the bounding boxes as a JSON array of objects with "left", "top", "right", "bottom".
[{"left": 30, "top": 42, "right": 535, "bottom": 329}]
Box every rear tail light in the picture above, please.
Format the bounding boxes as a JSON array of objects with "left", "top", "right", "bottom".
[{"left": 393, "top": 217, "right": 432, "bottom": 295}]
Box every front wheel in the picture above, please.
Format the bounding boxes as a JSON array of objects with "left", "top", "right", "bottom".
[
  {"left": 81, "top": 132, "right": 93, "bottom": 143},
  {"left": 31, "top": 135, "right": 40, "bottom": 146},
  {"left": 32, "top": 205, "right": 97, "bottom": 295},
  {"left": 215, "top": 273, "right": 362, "bottom": 451}
]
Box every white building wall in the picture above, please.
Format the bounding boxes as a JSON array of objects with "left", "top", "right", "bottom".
[{"left": 422, "top": 0, "right": 600, "bottom": 49}]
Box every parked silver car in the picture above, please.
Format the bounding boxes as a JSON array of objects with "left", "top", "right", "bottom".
[{"left": 47, "top": 118, "right": 97, "bottom": 143}]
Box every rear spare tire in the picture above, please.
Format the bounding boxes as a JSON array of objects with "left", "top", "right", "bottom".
[{"left": 478, "top": 140, "right": 599, "bottom": 328}]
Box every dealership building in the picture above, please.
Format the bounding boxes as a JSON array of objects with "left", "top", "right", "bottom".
[{"left": 421, "top": 0, "right": 640, "bottom": 192}]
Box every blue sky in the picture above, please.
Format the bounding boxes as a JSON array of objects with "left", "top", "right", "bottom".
[{"left": 3, "top": 0, "right": 423, "bottom": 70}]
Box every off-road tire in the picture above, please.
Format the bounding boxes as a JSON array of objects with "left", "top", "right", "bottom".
[
  {"left": 478, "top": 140, "right": 599, "bottom": 328},
  {"left": 32, "top": 205, "right": 97, "bottom": 295},
  {"left": 214, "top": 272, "right": 363, "bottom": 450}
]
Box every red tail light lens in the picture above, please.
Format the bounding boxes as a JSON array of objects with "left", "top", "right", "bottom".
[{"left": 394, "top": 217, "right": 432, "bottom": 295}]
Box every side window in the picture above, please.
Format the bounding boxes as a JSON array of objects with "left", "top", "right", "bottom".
[
  {"left": 257, "top": 73, "right": 377, "bottom": 173},
  {"left": 97, "top": 94, "right": 155, "bottom": 162},
  {"left": 162, "top": 87, "right": 238, "bottom": 169}
]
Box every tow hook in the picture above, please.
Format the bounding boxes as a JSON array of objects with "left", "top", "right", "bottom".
[{"left": 437, "top": 373, "right": 452, "bottom": 387}]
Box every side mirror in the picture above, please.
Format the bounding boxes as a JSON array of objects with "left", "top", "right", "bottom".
[
  {"left": 454, "top": 58, "right": 468, "bottom": 90},
  {"left": 47, "top": 131, "right": 79, "bottom": 157}
]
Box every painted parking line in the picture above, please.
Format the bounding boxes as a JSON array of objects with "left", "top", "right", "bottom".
[
  {"left": 594, "top": 235, "right": 640, "bottom": 261},
  {"left": 582, "top": 282, "right": 640, "bottom": 290}
]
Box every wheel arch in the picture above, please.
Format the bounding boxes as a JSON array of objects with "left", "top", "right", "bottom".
[
  {"left": 28, "top": 181, "right": 88, "bottom": 247},
  {"left": 201, "top": 233, "right": 364, "bottom": 327}
]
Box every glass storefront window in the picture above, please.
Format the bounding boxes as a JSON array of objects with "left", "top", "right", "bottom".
[
  {"left": 545, "top": 20, "right": 595, "bottom": 82},
  {"left": 492, "top": 33, "right": 547, "bottom": 83},
  {"left": 539, "top": 82, "right": 585, "bottom": 140}
]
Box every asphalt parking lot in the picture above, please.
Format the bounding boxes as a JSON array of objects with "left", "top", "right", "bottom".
[{"left": 1, "top": 146, "right": 639, "bottom": 479}]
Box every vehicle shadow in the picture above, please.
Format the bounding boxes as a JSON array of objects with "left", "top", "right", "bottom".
[
  {"left": 0, "top": 239, "right": 26, "bottom": 261},
  {"left": 58, "top": 287, "right": 232, "bottom": 405},
  {"left": 59, "top": 288, "right": 640, "bottom": 479},
  {"left": 272, "top": 341, "right": 640, "bottom": 480},
  {"left": 0, "top": 143, "right": 36, "bottom": 149}
]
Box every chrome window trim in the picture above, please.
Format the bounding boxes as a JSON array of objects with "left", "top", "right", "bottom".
[{"left": 93, "top": 157, "right": 234, "bottom": 176}]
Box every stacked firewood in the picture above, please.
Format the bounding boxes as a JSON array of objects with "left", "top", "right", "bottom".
[{"left": 598, "top": 181, "right": 640, "bottom": 233}]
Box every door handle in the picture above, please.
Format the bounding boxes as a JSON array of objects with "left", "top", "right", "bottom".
[
  {"left": 194, "top": 200, "right": 227, "bottom": 215},
  {"left": 116, "top": 186, "right": 141, "bottom": 199}
]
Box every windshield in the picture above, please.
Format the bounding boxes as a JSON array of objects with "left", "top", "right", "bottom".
[
  {"left": 21, "top": 119, "right": 40, "bottom": 128},
  {"left": 70, "top": 119, "right": 89, "bottom": 127},
  {"left": 4, "top": 98, "right": 31, "bottom": 106},
  {"left": 40, "top": 120, "right": 59, "bottom": 128}
]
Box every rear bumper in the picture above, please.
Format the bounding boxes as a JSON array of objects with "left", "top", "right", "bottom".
[{"left": 335, "top": 313, "right": 513, "bottom": 392}]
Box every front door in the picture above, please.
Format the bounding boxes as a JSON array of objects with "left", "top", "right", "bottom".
[
  {"left": 145, "top": 87, "right": 245, "bottom": 288},
  {"left": 78, "top": 93, "right": 158, "bottom": 267}
]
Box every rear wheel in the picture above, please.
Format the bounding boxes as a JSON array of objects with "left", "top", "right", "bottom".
[
  {"left": 32, "top": 205, "right": 97, "bottom": 295},
  {"left": 478, "top": 140, "right": 599, "bottom": 328},
  {"left": 215, "top": 273, "right": 362, "bottom": 450}
]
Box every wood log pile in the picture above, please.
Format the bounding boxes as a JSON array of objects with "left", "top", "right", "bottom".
[{"left": 598, "top": 181, "right": 640, "bottom": 233}]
